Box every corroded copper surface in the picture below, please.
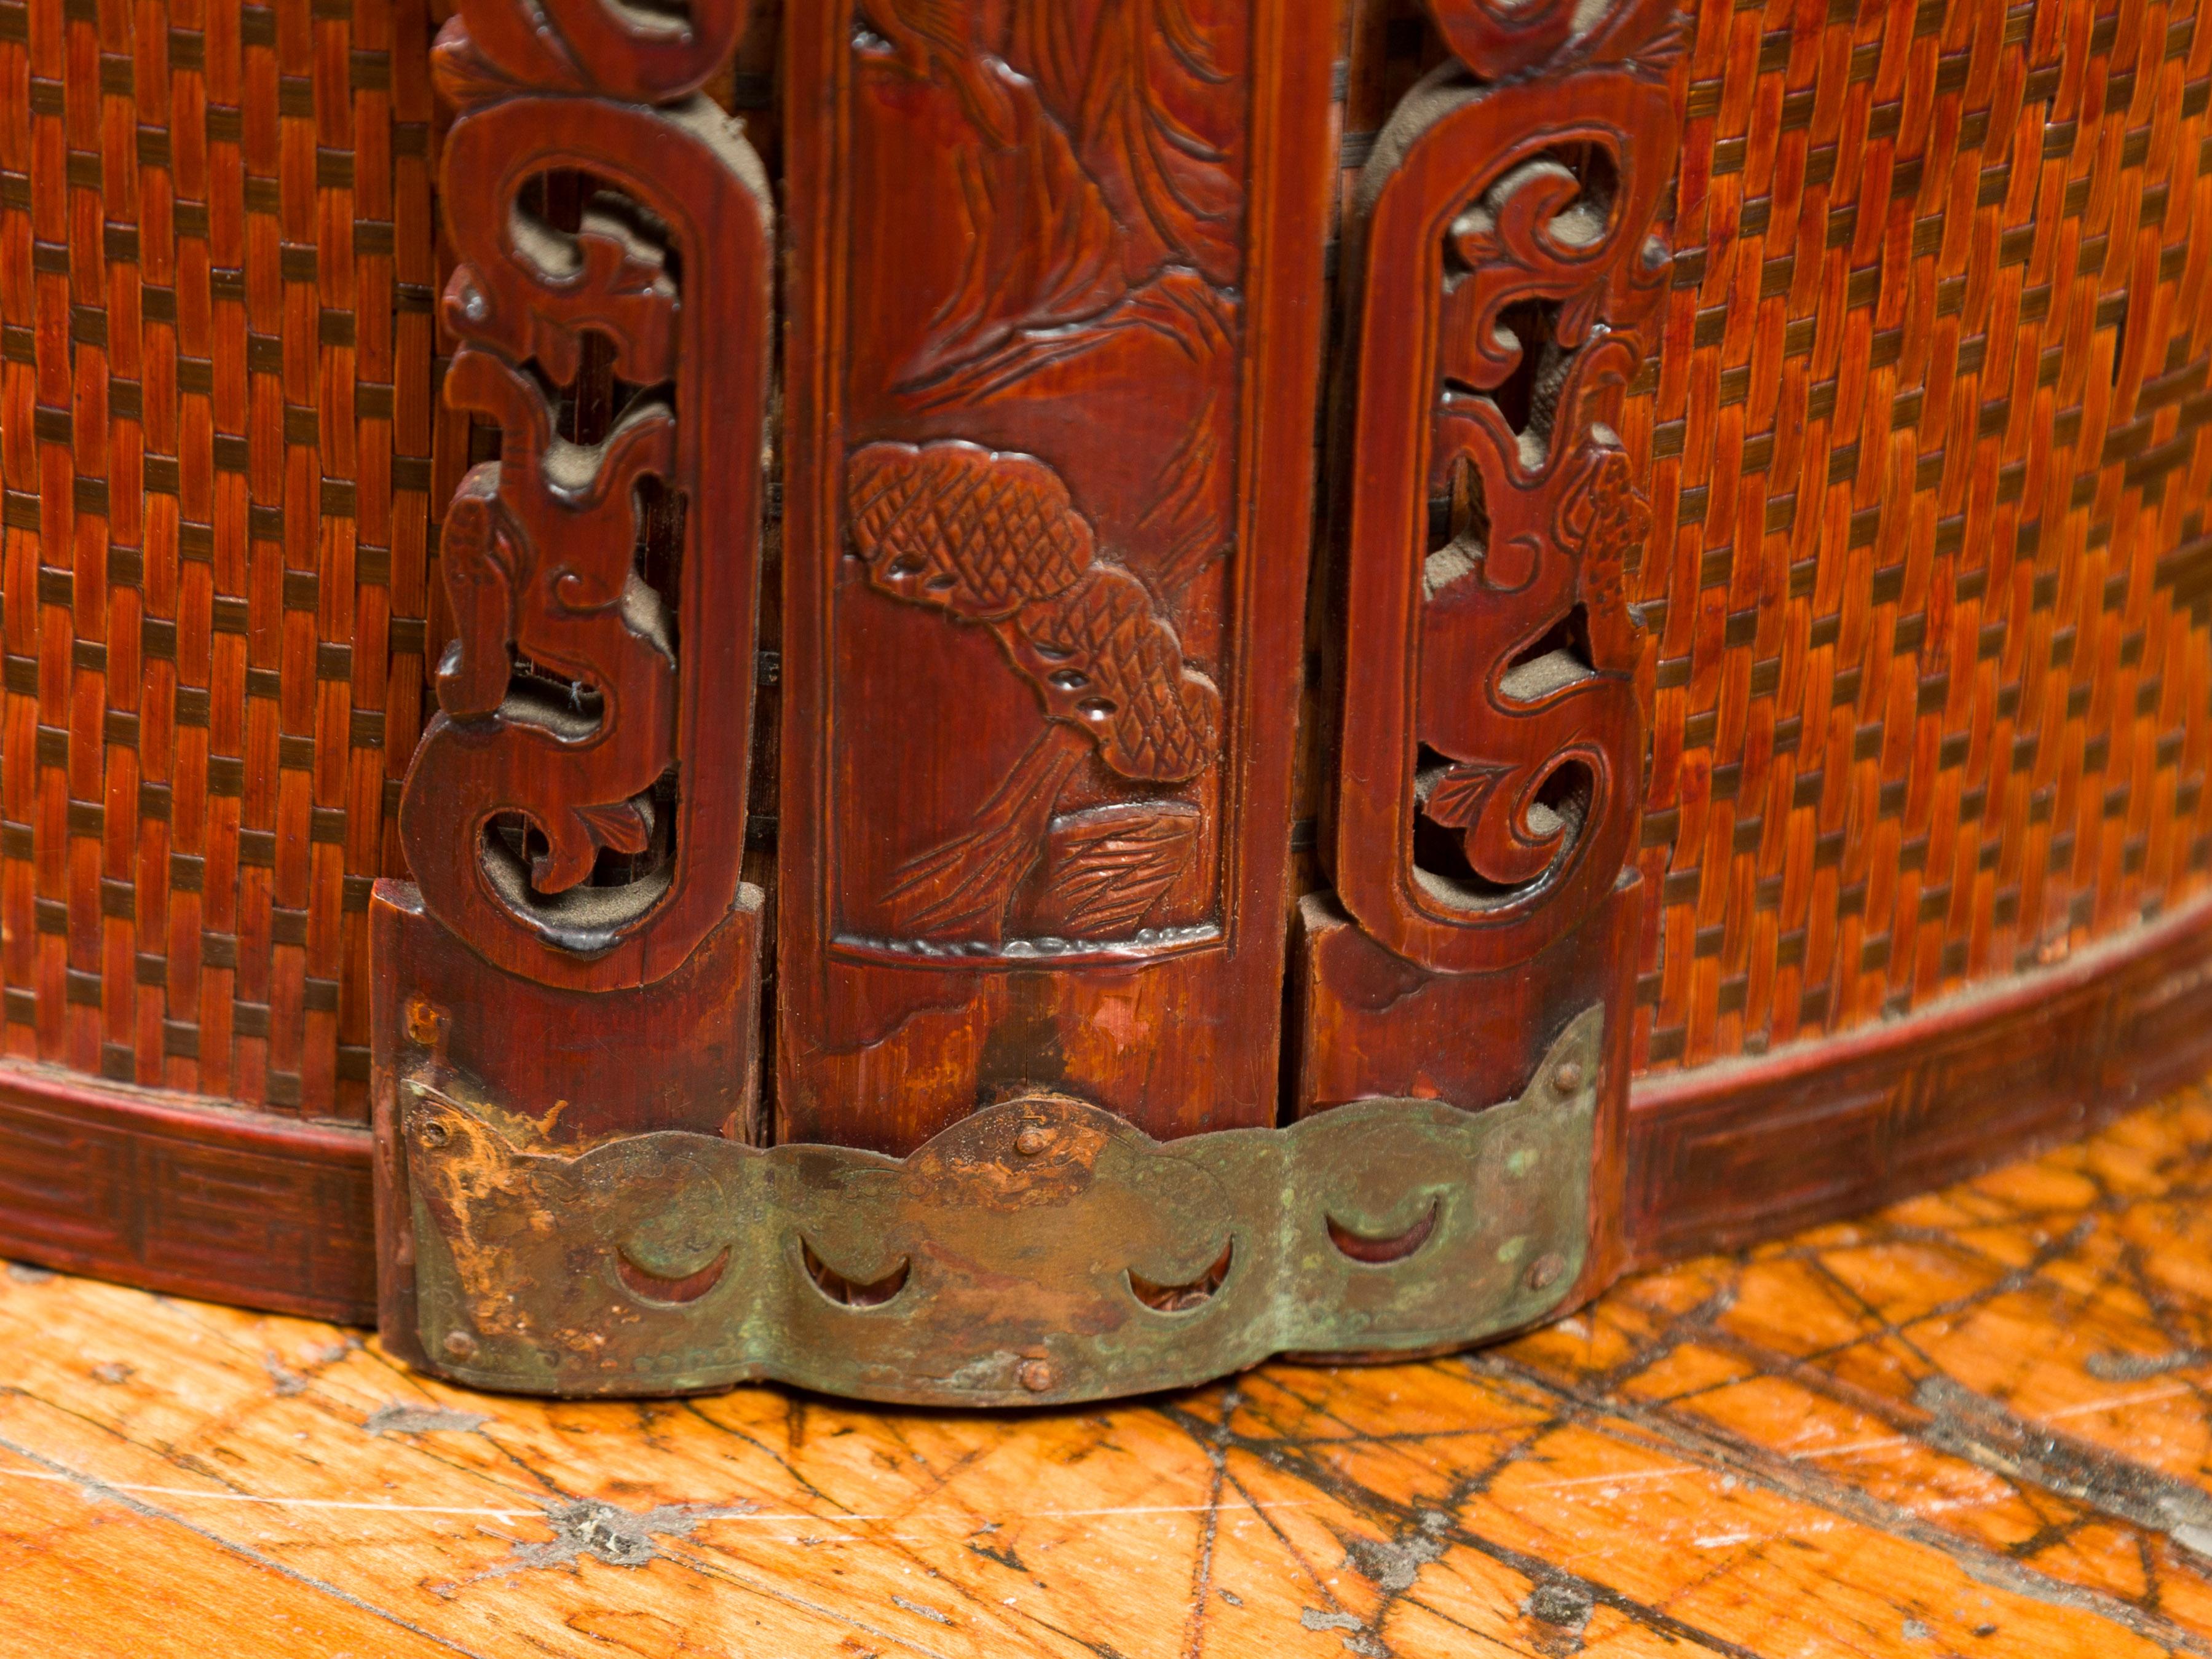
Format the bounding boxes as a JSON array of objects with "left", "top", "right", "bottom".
[{"left": 400, "top": 1011, "right": 1605, "bottom": 1405}]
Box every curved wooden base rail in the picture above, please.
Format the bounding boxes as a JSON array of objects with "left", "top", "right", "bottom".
[
  {"left": 6, "top": 888, "right": 2210, "bottom": 1328},
  {"left": 0, "top": 1060, "right": 376, "bottom": 1321},
  {"left": 1627, "top": 891, "right": 2212, "bottom": 1264}
]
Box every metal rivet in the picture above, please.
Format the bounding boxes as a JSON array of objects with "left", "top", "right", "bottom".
[
  {"left": 1551, "top": 1061, "right": 1586, "bottom": 1095},
  {"left": 417, "top": 1117, "right": 449, "bottom": 1149},
  {"left": 1525, "top": 1252, "right": 1567, "bottom": 1293},
  {"left": 1018, "top": 1358, "right": 1056, "bottom": 1393},
  {"left": 1014, "top": 1126, "right": 1052, "bottom": 1157},
  {"left": 441, "top": 1329, "right": 478, "bottom": 1360}
]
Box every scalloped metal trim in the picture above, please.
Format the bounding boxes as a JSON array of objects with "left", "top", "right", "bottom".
[{"left": 402, "top": 1006, "right": 1602, "bottom": 1405}]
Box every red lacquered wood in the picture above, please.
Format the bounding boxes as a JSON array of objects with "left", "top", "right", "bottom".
[
  {"left": 0, "top": 1061, "right": 375, "bottom": 1322},
  {"left": 1291, "top": 0, "right": 1683, "bottom": 1315},
  {"left": 775, "top": 0, "right": 1343, "bottom": 1153},
  {"left": 1322, "top": 0, "right": 1677, "bottom": 977},
  {"left": 397, "top": 10, "right": 773, "bottom": 993}
]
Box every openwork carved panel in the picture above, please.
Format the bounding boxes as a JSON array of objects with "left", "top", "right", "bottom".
[
  {"left": 779, "top": 0, "right": 1340, "bottom": 1149},
  {"left": 398, "top": 0, "right": 772, "bottom": 993},
  {"left": 1329, "top": 0, "right": 1678, "bottom": 977},
  {"left": 1293, "top": 0, "right": 1678, "bottom": 1256},
  {"left": 367, "top": 0, "right": 774, "bottom": 1219}
]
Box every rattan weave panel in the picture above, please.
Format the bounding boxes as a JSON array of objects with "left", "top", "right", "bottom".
[
  {"left": 1629, "top": 0, "right": 2212, "bottom": 1073},
  {"left": 0, "top": 0, "right": 436, "bottom": 1119},
  {"left": 1337, "top": 0, "right": 2212, "bottom": 1078}
]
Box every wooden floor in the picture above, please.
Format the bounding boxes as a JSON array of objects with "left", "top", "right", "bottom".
[{"left": 11, "top": 1090, "right": 2212, "bottom": 1658}]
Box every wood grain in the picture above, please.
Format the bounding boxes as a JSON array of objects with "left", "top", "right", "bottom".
[
  {"left": 14, "top": 1072, "right": 2212, "bottom": 1655},
  {"left": 775, "top": 0, "right": 1340, "bottom": 1153}
]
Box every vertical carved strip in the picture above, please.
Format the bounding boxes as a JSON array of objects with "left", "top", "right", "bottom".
[
  {"left": 1295, "top": 0, "right": 1682, "bottom": 1294},
  {"left": 1330, "top": 0, "right": 1677, "bottom": 975},
  {"left": 778, "top": 0, "right": 1340, "bottom": 1151},
  {"left": 373, "top": 0, "right": 773, "bottom": 1381},
  {"left": 397, "top": 1, "right": 772, "bottom": 990}
]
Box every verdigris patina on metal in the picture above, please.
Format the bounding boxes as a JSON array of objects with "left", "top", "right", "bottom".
[{"left": 401, "top": 1007, "right": 1604, "bottom": 1405}]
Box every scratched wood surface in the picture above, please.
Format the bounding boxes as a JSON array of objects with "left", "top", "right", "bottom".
[{"left": 13, "top": 1084, "right": 2212, "bottom": 1657}]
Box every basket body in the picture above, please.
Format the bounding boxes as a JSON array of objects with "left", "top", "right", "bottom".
[
  {"left": 0, "top": 0, "right": 440, "bottom": 1310},
  {"left": 0, "top": 0, "right": 2205, "bottom": 1395}
]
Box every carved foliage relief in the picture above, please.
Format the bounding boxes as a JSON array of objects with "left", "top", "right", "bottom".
[
  {"left": 829, "top": 0, "right": 1251, "bottom": 958},
  {"left": 1333, "top": 0, "right": 1681, "bottom": 974},
  {"left": 400, "top": 0, "right": 772, "bottom": 989}
]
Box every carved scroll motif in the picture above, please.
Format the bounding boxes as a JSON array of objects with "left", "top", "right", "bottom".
[
  {"left": 1330, "top": 0, "right": 1678, "bottom": 975},
  {"left": 399, "top": 2, "right": 772, "bottom": 989}
]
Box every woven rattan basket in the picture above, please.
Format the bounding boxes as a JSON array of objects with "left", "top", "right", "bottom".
[
  {"left": 0, "top": 0, "right": 438, "bottom": 1113},
  {"left": 1, "top": 0, "right": 2207, "bottom": 1394}
]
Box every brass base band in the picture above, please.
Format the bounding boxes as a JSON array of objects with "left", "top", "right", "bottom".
[{"left": 391, "top": 1011, "right": 1603, "bottom": 1406}]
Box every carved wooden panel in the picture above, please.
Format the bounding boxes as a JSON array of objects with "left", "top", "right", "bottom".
[
  {"left": 368, "top": 0, "right": 773, "bottom": 1227},
  {"left": 778, "top": 0, "right": 1340, "bottom": 1151},
  {"left": 1327, "top": 0, "right": 1677, "bottom": 979},
  {"left": 397, "top": 0, "right": 772, "bottom": 995},
  {"left": 1295, "top": 0, "right": 1682, "bottom": 1291}
]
